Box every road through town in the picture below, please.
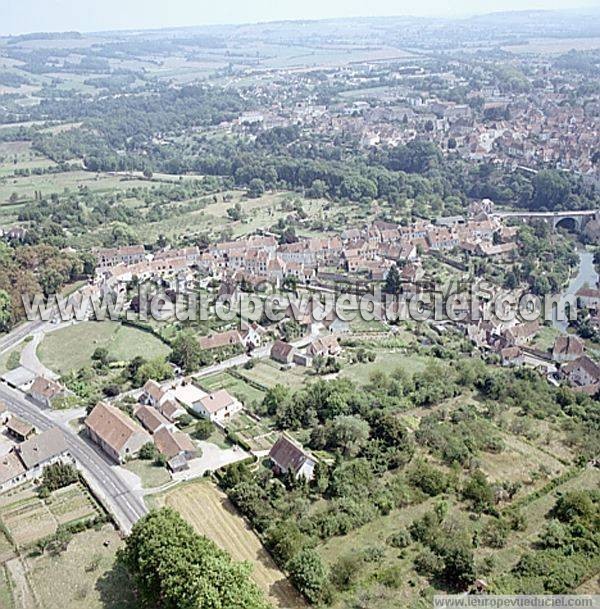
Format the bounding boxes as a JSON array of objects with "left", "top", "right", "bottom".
[{"left": 0, "top": 382, "right": 147, "bottom": 533}]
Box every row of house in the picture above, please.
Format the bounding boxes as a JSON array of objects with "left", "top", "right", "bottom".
[{"left": 0, "top": 408, "right": 71, "bottom": 492}]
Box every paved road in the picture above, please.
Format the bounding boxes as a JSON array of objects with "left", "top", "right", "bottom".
[
  {"left": 0, "top": 320, "right": 46, "bottom": 356},
  {"left": 0, "top": 382, "right": 147, "bottom": 533}
]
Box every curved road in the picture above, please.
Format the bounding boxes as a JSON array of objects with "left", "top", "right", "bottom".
[{"left": 0, "top": 382, "right": 146, "bottom": 533}]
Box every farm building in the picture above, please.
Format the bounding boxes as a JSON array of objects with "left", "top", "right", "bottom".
[{"left": 85, "top": 402, "right": 151, "bottom": 463}]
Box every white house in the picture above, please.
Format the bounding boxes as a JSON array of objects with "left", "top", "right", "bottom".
[{"left": 193, "top": 390, "right": 242, "bottom": 424}]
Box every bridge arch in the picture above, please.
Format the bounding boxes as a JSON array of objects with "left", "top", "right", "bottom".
[{"left": 554, "top": 216, "right": 581, "bottom": 232}]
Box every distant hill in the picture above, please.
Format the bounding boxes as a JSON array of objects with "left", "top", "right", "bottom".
[{"left": 7, "top": 31, "right": 82, "bottom": 45}]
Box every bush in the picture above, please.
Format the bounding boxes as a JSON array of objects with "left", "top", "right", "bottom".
[
  {"left": 481, "top": 518, "right": 509, "bottom": 548},
  {"left": 387, "top": 528, "right": 411, "bottom": 549},
  {"left": 194, "top": 420, "right": 213, "bottom": 440},
  {"left": 139, "top": 442, "right": 158, "bottom": 460},
  {"left": 287, "top": 549, "right": 329, "bottom": 605},
  {"left": 41, "top": 462, "right": 79, "bottom": 492}
]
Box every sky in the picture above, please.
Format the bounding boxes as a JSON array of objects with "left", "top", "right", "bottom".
[{"left": 2, "top": 0, "right": 600, "bottom": 36}]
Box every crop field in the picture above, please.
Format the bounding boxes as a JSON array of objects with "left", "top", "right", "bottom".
[
  {"left": 154, "top": 481, "right": 308, "bottom": 609},
  {"left": 0, "top": 482, "right": 100, "bottom": 548},
  {"left": 224, "top": 412, "right": 279, "bottom": 451},
  {"left": 37, "top": 321, "right": 170, "bottom": 375}
]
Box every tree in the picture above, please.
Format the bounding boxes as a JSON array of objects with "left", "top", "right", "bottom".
[
  {"left": 247, "top": 178, "right": 265, "bottom": 198},
  {"left": 170, "top": 333, "right": 204, "bottom": 373},
  {"left": 532, "top": 170, "right": 570, "bottom": 210},
  {"left": 324, "top": 415, "right": 370, "bottom": 457},
  {"left": 408, "top": 461, "right": 449, "bottom": 497},
  {"left": 139, "top": 442, "right": 158, "bottom": 460},
  {"left": 92, "top": 347, "right": 110, "bottom": 366},
  {"left": 119, "top": 508, "right": 269, "bottom": 609},
  {"left": 134, "top": 358, "right": 173, "bottom": 386},
  {"left": 194, "top": 419, "right": 213, "bottom": 440},
  {"left": 265, "top": 520, "right": 306, "bottom": 564},
  {"left": 0, "top": 289, "right": 11, "bottom": 332},
  {"left": 462, "top": 470, "right": 494, "bottom": 513},
  {"left": 41, "top": 462, "right": 79, "bottom": 492},
  {"left": 441, "top": 543, "right": 476, "bottom": 590},
  {"left": 551, "top": 490, "right": 596, "bottom": 524},
  {"left": 287, "top": 548, "right": 329, "bottom": 604},
  {"left": 384, "top": 264, "right": 401, "bottom": 295}
]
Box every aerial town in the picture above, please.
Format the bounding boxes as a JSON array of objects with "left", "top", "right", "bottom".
[{"left": 0, "top": 6, "right": 599, "bottom": 609}]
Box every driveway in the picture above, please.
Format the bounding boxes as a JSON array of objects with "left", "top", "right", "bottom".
[{"left": 172, "top": 441, "right": 249, "bottom": 482}]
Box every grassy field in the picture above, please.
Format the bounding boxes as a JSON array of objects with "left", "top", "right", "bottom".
[
  {"left": 152, "top": 480, "right": 307, "bottom": 609},
  {"left": 0, "top": 169, "right": 153, "bottom": 205},
  {"left": 122, "top": 460, "right": 171, "bottom": 489},
  {"left": 37, "top": 321, "right": 170, "bottom": 374},
  {"left": 200, "top": 371, "right": 266, "bottom": 406},
  {"left": 0, "top": 482, "right": 100, "bottom": 548},
  {"left": 24, "top": 524, "right": 136, "bottom": 609},
  {"left": 340, "top": 350, "right": 433, "bottom": 384}
]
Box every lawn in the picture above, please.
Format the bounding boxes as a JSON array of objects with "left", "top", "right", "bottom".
[
  {"left": 199, "top": 371, "right": 266, "bottom": 406},
  {"left": 152, "top": 480, "right": 307, "bottom": 609},
  {"left": 37, "top": 321, "right": 170, "bottom": 375},
  {"left": 24, "top": 524, "right": 136, "bottom": 609},
  {"left": 0, "top": 342, "right": 26, "bottom": 375},
  {"left": 122, "top": 460, "right": 171, "bottom": 490}
]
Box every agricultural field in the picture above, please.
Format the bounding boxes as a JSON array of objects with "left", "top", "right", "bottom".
[
  {"left": 0, "top": 168, "right": 152, "bottom": 206},
  {"left": 224, "top": 412, "right": 279, "bottom": 452},
  {"left": 0, "top": 482, "right": 100, "bottom": 548},
  {"left": 151, "top": 480, "right": 308, "bottom": 609},
  {"left": 37, "top": 321, "right": 170, "bottom": 375}
]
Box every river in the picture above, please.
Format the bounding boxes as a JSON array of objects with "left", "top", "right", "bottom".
[{"left": 552, "top": 250, "right": 599, "bottom": 332}]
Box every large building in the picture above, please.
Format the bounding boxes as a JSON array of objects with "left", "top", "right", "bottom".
[{"left": 85, "top": 402, "right": 151, "bottom": 463}]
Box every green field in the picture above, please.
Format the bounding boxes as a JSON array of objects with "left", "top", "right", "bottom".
[
  {"left": 340, "top": 350, "right": 433, "bottom": 384},
  {"left": 199, "top": 371, "right": 266, "bottom": 406},
  {"left": 237, "top": 359, "right": 310, "bottom": 390},
  {"left": 0, "top": 168, "right": 152, "bottom": 206},
  {"left": 123, "top": 460, "right": 172, "bottom": 490},
  {"left": 37, "top": 321, "right": 170, "bottom": 375}
]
